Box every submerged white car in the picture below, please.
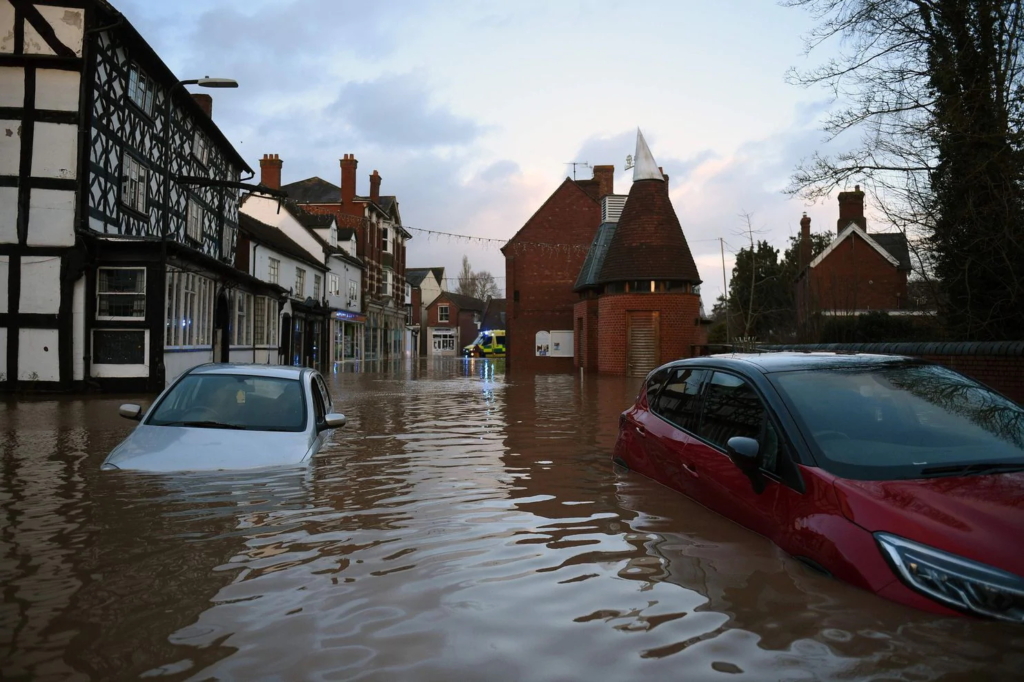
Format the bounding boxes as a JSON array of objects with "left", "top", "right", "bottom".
[{"left": 101, "top": 364, "right": 346, "bottom": 472}]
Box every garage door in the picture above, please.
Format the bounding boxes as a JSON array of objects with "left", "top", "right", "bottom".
[{"left": 627, "top": 311, "right": 659, "bottom": 377}]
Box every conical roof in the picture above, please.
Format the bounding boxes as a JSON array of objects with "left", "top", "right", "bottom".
[
  {"left": 632, "top": 129, "right": 664, "bottom": 182},
  {"left": 597, "top": 135, "right": 700, "bottom": 285}
]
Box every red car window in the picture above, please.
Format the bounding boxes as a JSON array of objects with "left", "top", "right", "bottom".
[
  {"left": 700, "top": 371, "right": 781, "bottom": 474},
  {"left": 652, "top": 368, "right": 707, "bottom": 433}
]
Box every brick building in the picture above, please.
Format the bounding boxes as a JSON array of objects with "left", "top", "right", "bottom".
[
  {"left": 425, "top": 292, "right": 485, "bottom": 357},
  {"left": 796, "top": 186, "right": 911, "bottom": 329},
  {"left": 406, "top": 267, "right": 444, "bottom": 356},
  {"left": 502, "top": 165, "right": 614, "bottom": 372},
  {"left": 573, "top": 131, "right": 703, "bottom": 376},
  {"left": 265, "top": 154, "right": 412, "bottom": 360}
]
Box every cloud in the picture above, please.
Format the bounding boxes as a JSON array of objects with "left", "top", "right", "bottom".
[{"left": 328, "top": 74, "right": 488, "bottom": 149}]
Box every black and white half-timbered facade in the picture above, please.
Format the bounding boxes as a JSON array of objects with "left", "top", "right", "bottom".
[{"left": 1, "top": 0, "right": 282, "bottom": 392}]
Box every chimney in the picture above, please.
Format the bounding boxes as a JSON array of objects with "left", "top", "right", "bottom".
[
  {"left": 260, "top": 153, "right": 282, "bottom": 190},
  {"left": 592, "top": 165, "right": 614, "bottom": 199},
  {"left": 837, "top": 184, "right": 866, "bottom": 233},
  {"left": 369, "top": 170, "right": 381, "bottom": 205},
  {"left": 800, "top": 213, "right": 812, "bottom": 270},
  {"left": 340, "top": 154, "right": 358, "bottom": 206},
  {"left": 192, "top": 93, "right": 213, "bottom": 118}
]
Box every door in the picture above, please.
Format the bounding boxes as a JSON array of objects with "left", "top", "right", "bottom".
[
  {"left": 643, "top": 367, "right": 709, "bottom": 500},
  {"left": 685, "top": 371, "right": 790, "bottom": 538},
  {"left": 627, "top": 311, "right": 659, "bottom": 377},
  {"left": 214, "top": 289, "right": 231, "bottom": 363}
]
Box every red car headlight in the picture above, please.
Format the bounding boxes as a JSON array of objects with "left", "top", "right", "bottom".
[{"left": 876, "top": 532, "right": 1024, "bottom": 622}]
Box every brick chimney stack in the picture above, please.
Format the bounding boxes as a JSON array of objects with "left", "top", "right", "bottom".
[
  {"left": 260, "top": 153, "right": 282, "bottom": 190},
  {"left": 369, "top": 170, "right": 381, "bottom": 205},
  {"left": 592, "top": 165, "right": 614, "bottom": 198},
  {"left": 800, "top": 213, "right": 812, "bottom": 270},
  {"left": 192, "top": 93, "right": 213, "bottom": 118},
  {"left": 340, "top": 154, "right": 358, "bottom": 206},
  {"left": 837, "top": 184, "right": 866, "bottom": 233}
]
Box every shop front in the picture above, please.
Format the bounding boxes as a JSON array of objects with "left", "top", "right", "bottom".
[{"left": 332, "top": 310, "right": 366, "bottom": 363}]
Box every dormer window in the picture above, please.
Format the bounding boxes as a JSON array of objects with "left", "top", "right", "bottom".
[{"left": 127, "top": 63, "right": 155, "bottom": 116}]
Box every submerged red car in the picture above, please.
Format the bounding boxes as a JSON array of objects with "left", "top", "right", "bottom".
[{"left": 614, "top": 353, "right": 1024, "bottom": 621}]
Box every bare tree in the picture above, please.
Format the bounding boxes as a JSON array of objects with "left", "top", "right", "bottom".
[
  {"left": 784, "top": 0, "right": 1024, "bottom": 339},
  {"left": 455, "top": 255, "right": 500, "bottom": 301}
]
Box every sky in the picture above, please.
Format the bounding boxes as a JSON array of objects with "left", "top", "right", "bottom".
[{"left": 118, "top": 0, "right": 853, "bottom": 305}]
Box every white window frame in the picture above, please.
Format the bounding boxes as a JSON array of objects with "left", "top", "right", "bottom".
[
  {"left": 165, "top": 268, "right": 215, "bottom": 349},
  {"left": 328, "top": 273, "right": 340, "bottom": 296},
  {"left": 348, "top": 279, "right": 358, "bottom": 304},
  {"left": 438, "top": 304, "right": 450, "bottom": 323},
  {"left": 253, "top": 295, "right": 267, "bottom": 346},
  {"left": 121, "top": 155, "right": 148, "bottom": 214},
  {"left": 193, "top": 130, "right": 210, "bottom": 166},
  {"left": 313, "top": 274, "right": 322, "bottom": 300},
  {"left": 187, "top": 198, "right": 204, "bottom": 243},
  {"left": 295, "top": 268, "right": 306, "bottom": 297},
  {"left": 382, "top": 269, "right": 392, "bottom": 297},
  {"left": 233, "top": 291, "right": 253, "bottom": 346},
  {"left": 382, "top": 225, "right": 391, "bottom": 253},
  {"left": 127, "top": 63, "right": 155, "bottom": 115},
  {"left": 91, "top": 329, "right": 150, "bottom": 378},
  {"left": 266, "top": 298, "right": 279, "bottom": 348},
  {"left": 268, "top": 257, "right": 280, "bottom": 284},
  {"left": 97, "top": 267, "right": 146, "bottom": 321},
  {"left": 432, "top": 328, "right": 456, "bottom": 352}
]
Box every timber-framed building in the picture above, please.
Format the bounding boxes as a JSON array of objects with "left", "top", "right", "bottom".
[{"left": 1, "top": 0, "right": 281, "bottom": 391}]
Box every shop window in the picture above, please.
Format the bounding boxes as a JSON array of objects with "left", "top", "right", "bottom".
[
  {"left": 432, "top": 328, "right": 456, "bottom": 352},
  {"left": 253, "top": 296, "right": 267, "bottom": 345},
  {"left": 165, "top": 269, "right": 215, "bottom": 347},
  {"left": 234, "top": 291, "right": 253, "bottom": 346}
]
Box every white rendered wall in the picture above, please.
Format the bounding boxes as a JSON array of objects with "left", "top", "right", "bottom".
[
  {"left": 242, "top": 196, "right": 326, "bottom": 265},
  {"left": 0, "top": 2, "right": 15, "bottom": 53},
  {"left": 23, "top": 7, "right": 84, "bottom": 57},
  {"left": 20, "top": 256, "right": 60, "bottom": 314},
  {"left": 1, "top": 187, "right": 18, "bottom": 243},
  {"left": 28, "top": 189, "right": 75, "bottom": 246},
  {"left": 19, "top": 328, "right": 59, "bottom": 381},
  {"left": 36, "top": 68, "right": 79, "bottom": 110},
  {"left": 0, "top": 119, "right": 20, "bottom": 175},
  {"left": 0, "top": 67, "right": 23, "bottom": 106},
  {"left": 164, "top": 350, "right": 214, "bottom": 386},
  {"left": 31, "top": 122, "right": 77, "bottom": 179}
]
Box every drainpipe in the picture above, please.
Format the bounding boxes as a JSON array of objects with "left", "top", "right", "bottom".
[{"left": 252, "top": 241, "right": 259, "bottom": 363}]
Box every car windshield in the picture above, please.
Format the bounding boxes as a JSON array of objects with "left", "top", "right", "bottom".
[
  {"left": 147, "top": 374, "right": 307, "bottom": 432},
  {"left": 771, "top": 364, "right": 1024, "bottom": 480}
]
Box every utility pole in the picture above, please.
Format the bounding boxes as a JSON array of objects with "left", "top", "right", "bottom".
[{"left": 720, "top": 237, "right": 730, "bottom": 345}]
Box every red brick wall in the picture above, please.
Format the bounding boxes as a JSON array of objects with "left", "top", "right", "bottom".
[
  {"left": 919, "top": 355, "right": 1024, "bottom": 404},
  {"left": 596, "top": 293, "right": 701, "bottom": 375},
  {"left": 411, "top": 288, "right": 422, "bottom": 325},
  {"left": 427, "top": 299, "right": 458, "bottom": 328},
  {"left": 573, "top": 298, "right": 600, "bottom": 372},
  {"left": 504, "top": 180, "right": 601, "bottom": 373},
  {"left": 810, "top": 233, "right": 908, "bottom": 312}
]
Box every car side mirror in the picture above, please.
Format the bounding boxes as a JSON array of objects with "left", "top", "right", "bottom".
[
  {"left": 119, "top": 404, "right": 142, "bottom": 421},
  {"left": 320, "top": 413, "right": 346, "bottom": 431},
  {"left": 726, "top": 436, "right": 767, "bottom": 494}
]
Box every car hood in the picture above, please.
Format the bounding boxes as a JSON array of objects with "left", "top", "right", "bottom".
[
  {"left": 833, "top": 473, "right": 1024, "bottom": 576},
  {"left": 103, "top": 424, "right": 316, "bottom": 472}
]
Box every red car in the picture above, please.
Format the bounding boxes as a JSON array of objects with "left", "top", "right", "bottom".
[{"left": 614, "top": 353, "right": 1024, "bottom": 621}]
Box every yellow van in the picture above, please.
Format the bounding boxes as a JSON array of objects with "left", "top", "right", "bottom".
[{"left": 462, "top": 330, "right": 506, "bottom": 358}]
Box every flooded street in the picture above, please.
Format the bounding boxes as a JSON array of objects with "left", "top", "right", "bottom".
[{"left": 2, "top": 360, "right": 1023, "bottom": 681}]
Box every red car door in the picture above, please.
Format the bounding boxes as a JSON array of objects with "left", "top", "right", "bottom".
[
  {"left": 642, "top": 368, "right": 709, "bottom": 501},
  {"left": 683, "top": 371, "right": 790, "bottom": 538}
]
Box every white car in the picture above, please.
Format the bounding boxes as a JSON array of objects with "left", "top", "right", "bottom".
[{"left": 101, "top": 364, "right": 346, "bottom": 472}]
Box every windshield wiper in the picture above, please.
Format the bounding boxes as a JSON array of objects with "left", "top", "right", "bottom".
[
  {"left": 160, "top": 420, "right": 246, "bottom": 430},
  {"left": 921, "top": 461, "right": 1024, "bottom": 477}
]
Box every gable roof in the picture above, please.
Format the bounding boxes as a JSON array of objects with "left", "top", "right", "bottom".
[
  {"left": 810, "top": 223, "right": 902, "bottom": 270},
  {"left": 574, "top": 221, "right": 618, "bottom": 291},
  {"left": 406, "top": 268, "right": 433, "bottom": 287},
  {"left": 238, "top": 213, "right": 326, "bottom": 271},
  {"left": 281, "top": 177, "right": 340, "bottom": 204},
  {"left": 434, "top": 292, "right": 486, "bottom": 311},
  {"left": 481, "top": 298, "right": 507, "bottom": 330},
  {"left": 337, "top": 228, "right": 356, "bottom": 242},
  {"left": 871, "top": 232, "right": 913, "bottom": 271},
  {"left": 430, "top": 267, "right": 445, "bottom": 283},
  {"left": 597, "top": 179, "right": 701, "bottom": 284},
  {"left": 501, "top": 177, "right": 599, "bottom": 251}
]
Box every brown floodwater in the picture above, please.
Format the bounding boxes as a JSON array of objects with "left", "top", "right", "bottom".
[{"left": 2, "top": 359, "right": 1023, "bottom": 681}]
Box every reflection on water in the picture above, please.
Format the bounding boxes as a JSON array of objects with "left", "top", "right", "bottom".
[{"left": 2, "top": 360, "right": 1023, "bottom": 680}]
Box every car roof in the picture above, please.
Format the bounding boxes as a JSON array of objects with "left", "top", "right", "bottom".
[
  {"left": 671, "top": 351, "right": 925, "bottom": 375},
  {"left": 187, "top": 363, "right": 312, "bottom": 380}
]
